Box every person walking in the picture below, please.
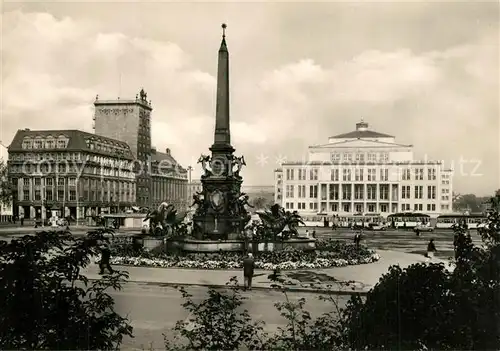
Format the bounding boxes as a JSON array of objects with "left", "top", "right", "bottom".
[
  {"left": 243, "top": 252, "right": 255, "bottom": 290},
  {"left": 427, "top": 239, "right": 437, "bottom": 259},
  {"left": 98, "top": 241, "right": 114, "bottom": 275}
]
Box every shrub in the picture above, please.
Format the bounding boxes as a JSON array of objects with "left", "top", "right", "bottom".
[
  {"left": 164, "top": 277, "right": 267, "bottom": 350},
  {"left": 0, "top": 229, "right": 133, "bottom": 350}
]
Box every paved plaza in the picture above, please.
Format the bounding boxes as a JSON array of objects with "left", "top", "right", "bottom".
[{"left": 112, "top": 282, "right": 349, "bottom": 350}]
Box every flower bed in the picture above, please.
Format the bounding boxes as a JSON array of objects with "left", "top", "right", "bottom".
[{"left": 107, "top": 237, "right": 380, "bottom": 270}]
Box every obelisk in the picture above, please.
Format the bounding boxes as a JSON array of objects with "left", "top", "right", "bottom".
[
  {"left": 193, "top": 24, "right": 250, "bottom": 240},
  {"left": 211, "top": 23, "right": 234, "bottom": 152}
]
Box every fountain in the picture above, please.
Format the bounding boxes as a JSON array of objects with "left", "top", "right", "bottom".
[{"left": 138, "top": 25, "right": 315, "bottom": 253}]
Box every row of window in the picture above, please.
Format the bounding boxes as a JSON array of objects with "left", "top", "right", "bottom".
[
  {"left": 285, "top": 167, "right": 440, "bottom": 182},
  {"left": 330, "top": 152, "right": 389, "bottom": 163},
  {"left": 17, "top": 177, "right": 134, "bottom": 189},
  {"left": 400, "top": 186, "right": 437, "bottom": 200},
  {"left": 20, "top": 189, "right": 135, "bottom": 202},
  {"left": 22, "top": 136, "right": 69, "bottom": 150},
  {"left": 287, "top": 184, "right": 394, "bottom": 201},
  {"left": 10, "top": 164, "right": 135, "bottom": 179},
  {"left": 285, "top": 202, "right": 446, "bottom": 213}
]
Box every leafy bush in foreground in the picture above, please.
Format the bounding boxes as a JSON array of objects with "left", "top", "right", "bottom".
[{"left": 0, "top": 229, "right": 133, "bottom": 350}]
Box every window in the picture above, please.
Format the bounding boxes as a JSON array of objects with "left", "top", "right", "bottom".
[
  {"left": 331, "top": 169, "right": 339, "bottom": 181},
  {"left": 427, "top": 168, "right": 436, "bottom": 180},
  {"left": 298, "top": 185, "right": 306, "bottom": 198},
  {"left": 343, "top": 153, "right": 353, "bottom": 162},
  {"left": 380, "top": 204, "right": 388, "bottom": 213},
  {"left": 367, "top": 153, "right": 377, "bottom": 162},
  {"left": 355, "top": 169, "right": 364, "bottom": 181},
  {"left": 34, "top": 139, "right": 43, "bottom": 149},
  {"left": 343, "top": 204, "right": 350, "bottom": 212},
  {"left": 355, "top": 204, "right": 363, "bottom": 213},
  {"left": 286, "top": 185, "right": 294, "bottom": 198},
  {"left": 298, "top": 169, "right": 306, "bottom": 180},
  {"left": 309, "top": 168, "right": 318, "bottom": 180},
  {"left": 45, "top": 178, "right": 53, "bottom": 186},
  {"left": 57, "top": 139, "right": 67, "bottom": 148},
  {"left": 402, "top": 169, "right": 411, "bottom": 181},
  {"left": 23, "top": 190, "right": 30, "bottom": 201},
  {"left": 22, "top": 139, "right": 32, "bottom": 149},
  {"left": 342, "top": 184, "right": 351, "bottom": 200},
  {"left": 320, "top": 184, "right": 327, "bottom": 200},
  {"left": 342, "top": 168, "right": 351, "bottom": 181},
  {"left": 379, "top": 184, "right": 389, "bottom": 200},
  {"left": 427, "top": 185, "right": 436, "bottom": 199},
  {"left": 415, "top": 186, "right": 423, "bottom": 199},
  {"left": 34, "top": 178, "right": 41, "bottom": 186},
  {"left": 58, "top": 178, "right": 65, "bottom": 186},
  {"left": 286, "top": 169, "right": 294, "bottom": 180},
  {"left": 354, "top": 184, "right": 364, "bottom": 200},
  {"left": 379, "top": 168, "right": 388, "bottom": 181},
  {"left": 367, "top": 185, "right": 377, "bottom": 200},
  {"left": 442, "top": 188, "right": 449, "bottom": 194},
  {"left": 34, "top": 190, "right": 41, "bottom": 201},
  {"left": 45, "top": 190, "right": 53, "bottom": 201},
  {"left": 402, "top": 185, "right": 411, "bottom": 199},
  {"left": 58, "top": 190, "right": 64, "bottom": 200},
  {"left": 23, "top": 178, "right": 30, "bottom": 186},
  {"left": 330, "top": 203, "right": 338, "bottom": 212},
  {"left": 68, "top": 177, "right": 76, "bottom": 186},
  {"left": 367, "top": 169, "right": 376, "bottom": 181},
  {"left": 330, "top": 153, "right": 340, "bottom": 162},
  {"left": 355, "top": 153, "right": 365, "bottom": 162},
  {"left": 309, "top": 202, "right": 318, "bottom": 210},
  {"left": 441, "top": 204, "right": 449, "bottom": 210},
  {"left": 414, "top": 168, "right": 424, "bottom": 180},
  {"left": 368, "top": 204, "right": 376, "bottom": 212},
  {"left": 297, "top": 202, "right": 306, "bottom": 210},
  {"left": 329, "top": 184, "right": 339, "bottom": 200},
  {"left": 380, "top": 153, "right": 389, "bottom": 162},
  {"left": 309, "top": 185, "right": 318, "bottom": 199},
  {"left": 442, "top": 195, "right": 449, "bottom": 201}
]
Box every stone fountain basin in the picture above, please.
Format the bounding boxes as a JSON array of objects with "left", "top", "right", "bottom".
[{"left": 138, "top": 236, "right": 316, "bottom": 252}]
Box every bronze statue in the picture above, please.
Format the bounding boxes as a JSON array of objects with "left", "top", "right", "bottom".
[
  {"left": 143, "top": 202, "right": 188, "bottom": 236},
  {"left": 256, "top": 204, "right": 304, "bottom": 240},
  {"left": 191, "top": 192, "right": 205, "bottom": 209},
  {"left": 139, "top": 89, "right": 147, "bottom": 101},
  {"left": 197, "top": 154, "right": 212, "bottom": 177},
  {"left": 230, "top": 155, "right": 246, "bottom": 177},
  {"left": 236, "top": 193, "right": 253, "bottom": 214}
]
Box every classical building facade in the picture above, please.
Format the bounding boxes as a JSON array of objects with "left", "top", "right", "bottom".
[
  {"left": 8, "top": 129, "right": 136, "bottom": 221},
  {"left": 274, "top": 120, "right": 453, "bottom": 217},
  {"left": 150, "top": 147, "right": 188, "bottom": 210},
  {"left": 93, "top": 90, "right": 152, "bottom": 207}
]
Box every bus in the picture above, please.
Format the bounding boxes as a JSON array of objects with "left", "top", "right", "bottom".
[
  {"left": 435, "top": 214, "right": 488, "bottom": 229},
  {"left": 336, "top": 213, "right": 386, "bottom": 229},
  {"left": 387, "top": 212, "right": 430, "bottom": 229}
]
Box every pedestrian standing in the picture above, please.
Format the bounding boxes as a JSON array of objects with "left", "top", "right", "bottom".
[
  {"left": 243, "top": 253, "right": 255, "bottom": 290},
  {"left": 99, "top": 241, "right": 114, "bottom": 275},
  {"left": 427, "top": 239, "right": 437, "bottom": 259}
]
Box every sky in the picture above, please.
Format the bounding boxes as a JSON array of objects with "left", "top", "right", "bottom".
[{"left": 1, "top": 1, "right": 498, "bottom": 195}]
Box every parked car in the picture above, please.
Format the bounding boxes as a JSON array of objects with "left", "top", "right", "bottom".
[
  {"left": 414, "top": 224, "right": 434, "bottom": 232},
  {"left": 368, "top": 222, "right": 387, "bottom": 231}
]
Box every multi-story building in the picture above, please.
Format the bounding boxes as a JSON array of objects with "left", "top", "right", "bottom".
[
  {"left": 7, "top": 129, "right": 136, "bottom": 221},
  {"left": 274, "top": 120, "right": 453, "bottom": 218},
  {"left": 150, "top": 147, "right": 188, "bottom": 210},
  {"left": 93, "top": 89, "right": 152, "bottom": 207}
]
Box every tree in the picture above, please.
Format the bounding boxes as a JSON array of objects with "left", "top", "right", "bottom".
[
  {"left": 250, "top": 196, "right": 273, "bottom": 210},
  {"left": 0, "top": 229, "right": 133, "bottom": 350},
  {"left": 0, "top": 159, "right": 13, "bottom": 207},
  {"left": 341, "top": 192, "right": 500, "bottom": 350}
]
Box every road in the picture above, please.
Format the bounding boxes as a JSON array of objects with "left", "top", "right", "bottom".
[{"left": 110, "top": 282, "right": 349, "bottom": 350}]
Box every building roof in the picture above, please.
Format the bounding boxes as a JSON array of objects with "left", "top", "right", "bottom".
[
  {"left": 151, "top": 147, "right": 187, "bottom": 173},
  {"left": 8, "top": 129, "right": 134, "bottom": 159},
  {"left": 330, "top": 120, "right": 394, "bottom": 139}
]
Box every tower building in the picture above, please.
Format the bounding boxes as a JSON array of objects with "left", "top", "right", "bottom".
[{"left": 93, "top": 90, "right": 152, "bottom": 206}]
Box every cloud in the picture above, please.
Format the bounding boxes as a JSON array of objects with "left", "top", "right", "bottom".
[{"left": 1, "top": 7, "right": 498, "bottom": 195}]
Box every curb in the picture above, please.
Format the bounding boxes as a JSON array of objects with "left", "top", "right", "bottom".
[{"left": 87, "top": 277, "right": 369, "bottom": 296}]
